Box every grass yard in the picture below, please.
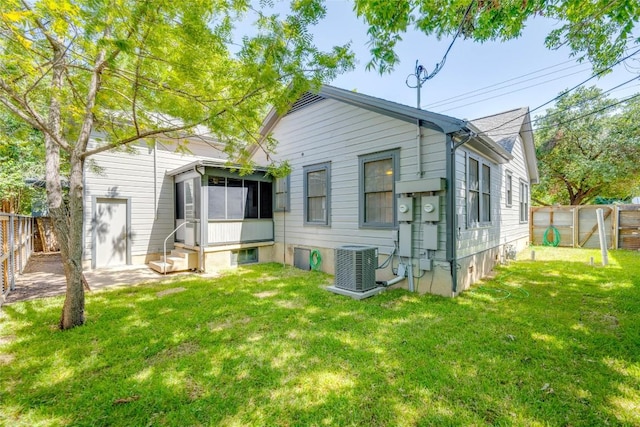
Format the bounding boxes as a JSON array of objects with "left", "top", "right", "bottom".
[{"left": 1, "top": 247, "right": 639, "bottom": 426}]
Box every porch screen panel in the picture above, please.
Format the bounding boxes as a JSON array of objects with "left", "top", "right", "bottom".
[
  {"left": 175, "top": 182, "right": 185, "bottom": 219},
  {"left": 244, "top": 181, "right": 259, "bottom": 219},
  {"left": 208, "top": 177, "right": 226, "bottom": 219},
  {"left": 260, "top": 182, "right": 273, "bottom": 219},
  {"left": 227, "top": 179, "right": 245, "bottom": 220}
]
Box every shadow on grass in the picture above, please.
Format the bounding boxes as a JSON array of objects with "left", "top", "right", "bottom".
[{"left": 1, "top": 253, "right": 639, "bottom": 426}]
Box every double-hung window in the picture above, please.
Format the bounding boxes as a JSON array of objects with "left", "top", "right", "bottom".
[
  {"left": 467, "top": 155, "right": 492, "bottom": 226},
  {"left": 505, "top": 171, "right": 513, "bottom": 207},
  {"left": 359, "top": 150, "right": 399, "bottom": 228},
  {"left": 303, "top": 162, "right": 330, "bottom": 225},
  {"left": 520, "top": 180, "right": 529, "bottom": 222}
]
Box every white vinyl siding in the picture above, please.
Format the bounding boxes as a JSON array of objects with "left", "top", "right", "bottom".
[
  {"left": 259, "top": 98, "right": 448, "bottom": 256},
  {"left": 83, "top": 139, "right": 227, "bottom": 263},
  {"left": 275, "top": 175, "right": 290, "bottom": 212}
]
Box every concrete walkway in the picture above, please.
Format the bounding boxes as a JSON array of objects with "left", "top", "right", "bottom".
[{"left": 2, "top": 252, "right": 194, "bottom": 305}]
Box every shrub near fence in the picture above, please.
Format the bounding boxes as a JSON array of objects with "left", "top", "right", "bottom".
[
  {"left": 1, "top": 213, "right": 34, "bottom": 302},
  {"left": 530, "top": 205, "right": 640, "bottom": 249}
]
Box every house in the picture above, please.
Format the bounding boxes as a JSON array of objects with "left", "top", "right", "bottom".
[
  {"left": 82, "top": 84, "right": 538, "bottom": 297},
  {"left": 250, "top": 85, "right": 538, "bottom": 296},
  {"left": 82, "top": 137, "right": 276, "bottom": 273}
]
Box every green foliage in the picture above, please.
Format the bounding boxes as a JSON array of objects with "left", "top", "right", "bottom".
[
  {"left": 354, "top": 0, "right": 640, "bottom": 73},
  {"left": 0, "top": 0, "right": 355, "bottom": 161},
  {"left": 0, "top": 112, "right": 45, "bottom": 213},
  {"left": 533, "top": 86, "right": 640, "bottom": 205},
  {"left": 1, "top": 249, "right": 640, "bottom": 425}
]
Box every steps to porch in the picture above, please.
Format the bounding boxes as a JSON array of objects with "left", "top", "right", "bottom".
[{"left": 148, "top": 249, "right": 197, "bottom": 274}]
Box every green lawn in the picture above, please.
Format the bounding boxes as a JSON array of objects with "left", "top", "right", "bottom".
[{"left": 1, "top": 247, "right": 639, "bottom": 426}]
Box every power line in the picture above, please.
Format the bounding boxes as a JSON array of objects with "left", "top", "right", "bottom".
[
  {"left": 476, "top": 47, "right": 640, "bottom": 136},
  {"left": 424, "top": 59, "right": 584, "bottom": 108},
  {"left": 533, "top": 92, "right": 640, "bottom": 134},
  {"left": 533, "top": 75, "right": 640, "bottom": 124},
  {"left": 438, "top": 68, "right": 591, "bottom": 113},
  {"left": 406, "top": 0, "right": 475, "bottom": 107}
]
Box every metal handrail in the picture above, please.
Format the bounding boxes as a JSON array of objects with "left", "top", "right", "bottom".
[{"left": 162, "top": 221, "right": 190, "bottom": 275}]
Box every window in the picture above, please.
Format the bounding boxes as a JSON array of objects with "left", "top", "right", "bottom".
[
  {"left": 482, "top": 164, "right": 491, "bottom": 222},
  {"left": 468, "top": 158, "right": 480, "bottom": 224},
  {"left": 520, "top": 180, "right": 529, "bottom": 222},
  {"left": 274, "top": 175, "right": 290, "bottom": 212},
  {"left": 467, "top": 155, "right": 492, "bottom": 226},
  {"left": 303, "top": 162, "right": 330, "bottom": 225},
  {"left": 359, "top": 150, "right": 399, "bottom": 228},
  {"left": 505, "top": 171, "right": 513, "bottom": 207},
  {"left": 231, "top": 248, "right": 258, "bottom": 265},
  {"left": 207, "top": 176, "right": 272, "bottom": 220}
]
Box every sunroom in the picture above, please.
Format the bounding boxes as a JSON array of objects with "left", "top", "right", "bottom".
[{"left": 152, "top": 160, "right": 275, "bottom": 273}]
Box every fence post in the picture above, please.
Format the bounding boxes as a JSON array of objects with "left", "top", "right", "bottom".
[
  {"left": 9, "top": 214, "right": 15, "bottom": 291},
  {"left": 572, "top": 206, "right": 579, "bottom": 248}
]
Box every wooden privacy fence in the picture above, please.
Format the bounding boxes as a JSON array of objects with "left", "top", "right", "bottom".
[
  {"left": 530, "top": 204, "right": 640, "bottom": 249},
  {"left": 1, "top": 213, "right": 34, "bottom": 299}
]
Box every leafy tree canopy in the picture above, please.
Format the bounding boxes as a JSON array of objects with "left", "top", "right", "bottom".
[
  {"left": 0, "top": 111, "right": 46, "bottom": 213},
  {"left": 533, "top": 86, "right": 640, "bottom": 205},
  {"left": 0, "top": 0, "right": 354, "bottom": 329},
  {"left": 354, "top": 0, "right": 640, "bottom": 73}
]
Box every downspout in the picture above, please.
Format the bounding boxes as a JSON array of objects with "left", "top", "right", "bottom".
[
  {"left": 416, "top": 119, "right": 422, "bottom": 177},
  {"left": 153, "top": 140, "right": 158, "bottom": 220},
  {"left": 447, "top": 131, "right": 474, "bottom": 295},
  {"left": 445, "top": 134, "right": 457, "bottom": 295},
  {"left": 194, "top": 163, "right": 205, "bottom": 273}
]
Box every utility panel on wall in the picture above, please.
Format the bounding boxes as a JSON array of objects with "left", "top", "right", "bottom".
[
  {"left": 398, "top": 196, "right": 413, "bottom": 222},
  {"left": 421, "top": 195, "right": 440, "bottom": 222}
]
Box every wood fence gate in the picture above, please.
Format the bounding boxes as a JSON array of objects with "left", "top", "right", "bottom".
[{"left": 530, "top": 205, "right": 640, "bottom": 249}]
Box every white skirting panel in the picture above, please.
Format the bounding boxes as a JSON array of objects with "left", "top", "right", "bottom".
[{"left": 208, "top": 220, "right": 273, "bottom": 244}]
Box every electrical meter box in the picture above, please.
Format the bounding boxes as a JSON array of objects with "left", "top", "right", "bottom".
[
  {"left": 421, "top": 195, "right": 440, "bottom": 222},
  {"left": 398, "top": 196, "right": 413, "bottom": 222}
]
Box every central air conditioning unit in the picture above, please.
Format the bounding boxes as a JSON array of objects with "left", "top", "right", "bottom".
[{"left": 335, "top": 245, "right": 377, "bottom": 292}]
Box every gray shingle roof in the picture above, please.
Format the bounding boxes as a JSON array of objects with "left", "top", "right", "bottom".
[{"left": 470, "top": 107, "right": 529, "bottom": 154}]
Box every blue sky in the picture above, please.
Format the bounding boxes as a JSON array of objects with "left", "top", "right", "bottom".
[{"left": 306, "top": 1, "right": 640, "bottom": 121}]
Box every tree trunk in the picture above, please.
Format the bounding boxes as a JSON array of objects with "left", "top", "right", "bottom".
[{"left": 57, "top": 153, "right": 86, "bottom": 329}]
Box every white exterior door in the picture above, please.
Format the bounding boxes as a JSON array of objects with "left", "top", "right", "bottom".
[{"left": 95, "top": 198, "right": 128, "bottom": 268}]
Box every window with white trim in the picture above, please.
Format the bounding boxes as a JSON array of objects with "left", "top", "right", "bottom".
[
  {"left": 506, "top": 171, "right": 513, "bottom": 207},
  {"left": 520, "top": 180, "right": 529, "bottom": 222},
  {"left": 359, "top": 149, "right": 399, "bottom": 228},
  {"left": 303, "top": 162, "right": 330, "bottom": 225},
  {"left": 467, "top": 155, "right": 492, "bottom": 226}
]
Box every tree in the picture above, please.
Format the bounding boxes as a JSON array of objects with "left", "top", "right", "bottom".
[
  {"left": 0, "top": 112, "right": 46, "bottom": 214},
  {"left": 0, "top": 0, "right": 353, "bottom": 329},
  {"left": 533, "top": 86, "right": 640, "bottom": 205},
  {"left": 354, "top": 0, "right": 640, "bottom": 73}
]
